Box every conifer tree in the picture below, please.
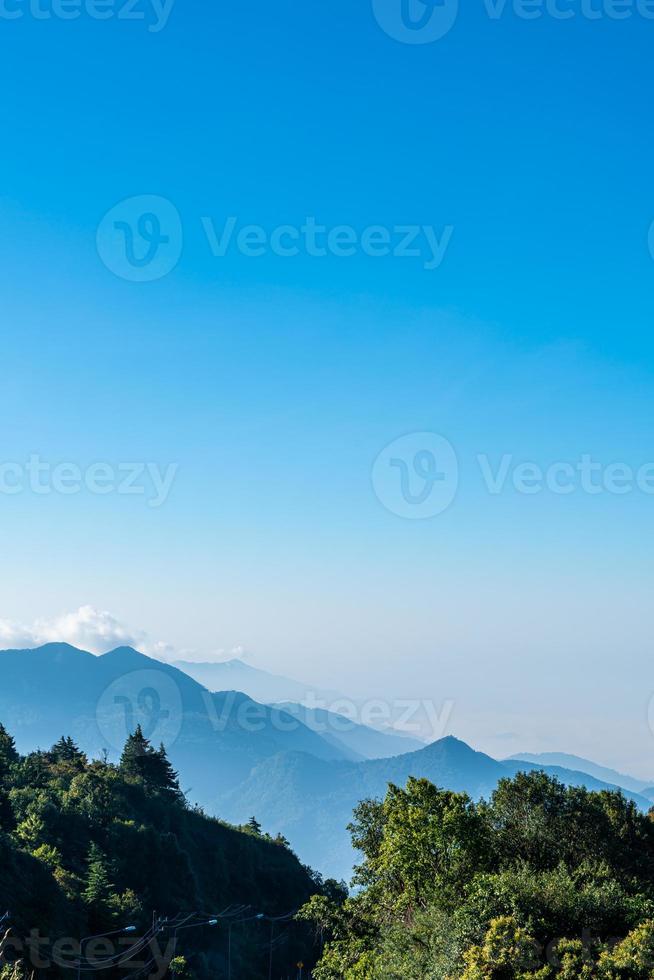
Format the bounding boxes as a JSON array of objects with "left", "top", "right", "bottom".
[
  {"left": 119, "top": 726, "right": 182, "bottom": 799},
  {"left": 83, "top": 842, "right": 114, "bottom": 906},
  {"left": 16, "top": 811, "right": 47, "bottom": 850},
  {"left": 152, "top": 742, "right": 183, "bottom": 799},
  {"left": 0, "top": 723, "right": 19, "bottom": 785},
  {"left": 119, "top": 724, "right": 150, "bottom": 779},
  {"left": 246, "top": 816, "right": 262, "bottom": 835},
  {"left": 49, "top": 736, "right": 87, "bottom": 768}
]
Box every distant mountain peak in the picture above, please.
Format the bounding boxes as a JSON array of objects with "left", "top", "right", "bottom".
[
  {"left": 100, "top": 645, "right": 152, "bottom": 664},
  {"left": 4, "top": 642, "right": 95, "bottom": 660},
  {"left": 421, "top": 735, "right": 476, "bottom": 755}
]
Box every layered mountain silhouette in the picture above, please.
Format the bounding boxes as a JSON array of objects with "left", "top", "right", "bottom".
[
  {"left": 174, "top": 662, "right": 425, "bottom": 759},
  {"left": 0, "top": 643, "right": 346, "bottom": 804},
  {"left": 273, "top": 702, "right": 424, "bottom": 761},
  {"left": 507, "top": 752, "right": 654, "bottom": 798},
  {"left": 217, "top": 737, "right": 653, "bottom": 879},
  {"left": 173, "top": 657, "right": 342, "bottom": 706},
  {"left": 1, "top": 643, "right": 651, "bottom": 881}
]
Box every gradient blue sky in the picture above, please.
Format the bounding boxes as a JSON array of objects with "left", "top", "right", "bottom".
[{"left": 1, "top": 0, "right": 653, "bottom": 772}]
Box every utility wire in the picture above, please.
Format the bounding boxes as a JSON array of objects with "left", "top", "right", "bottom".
[{"left": 15, "top": 905, "right": 305, "bottom": 975}]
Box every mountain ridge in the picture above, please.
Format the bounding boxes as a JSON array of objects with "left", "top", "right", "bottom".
[
  {"left": 0, "top": 642, "right": 350, "bottom": 805},
  {"left": 2, "top": 643, "right": 652, "bottom": 881},
  {"left": 172, "top": 656, "right": 343, "bottom": 707},
  {"left": 507, "top": 751, "right": 654, "bottom": 794},
  {"left": 273, "top": 700, "right": 425, "bottom": 760},
  {"left": 218, "top": 735, "right": 654, "bottom": 880}
]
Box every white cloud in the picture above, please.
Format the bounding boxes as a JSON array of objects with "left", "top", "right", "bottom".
[
  {"left": 0, "top": 606, "right": 250, "bottom": 665},
  {"left": 0, "top": 605, "right": 174, "bottom": 659}
]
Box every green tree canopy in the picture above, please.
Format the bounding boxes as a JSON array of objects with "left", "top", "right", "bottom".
[
  {"left": 0, "top": 724, "right": 321, "bottom": 978},
  {"left": 301, "top": 771, "right": 654, "bottom": 979},
  {"left": 0, "top": 723, "right": 19, "bottom": 784}
]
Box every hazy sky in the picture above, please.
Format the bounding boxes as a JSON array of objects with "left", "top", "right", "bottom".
[{"left": 1, "top": 0, "right": 653, "bottom": 774}]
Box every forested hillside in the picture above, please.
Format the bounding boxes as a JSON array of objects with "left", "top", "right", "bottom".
[
  {"left": 300, "top": 772, "right": 654, "bottom": 979},
  {"left": 223, "top": 736, "right": 652, "bottom": 881},
  {"left": 0, "top": 723, "right": 324, "bottom": 979}
]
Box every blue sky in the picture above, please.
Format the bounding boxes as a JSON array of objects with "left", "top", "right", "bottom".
[{"left": 1, "top": 0, "right": 654, "bottom": 772}]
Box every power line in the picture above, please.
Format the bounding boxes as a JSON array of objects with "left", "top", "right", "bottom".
[{"left": 4, "top": 905, "right": 306, "bottom": 977}]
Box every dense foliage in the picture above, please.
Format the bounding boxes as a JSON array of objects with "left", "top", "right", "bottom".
[
  {"left": 299, "top": 773, "right": 654, "bottom": 978},
  {"left": 0, "top": 723, "right": 321, "bottom": 978}
]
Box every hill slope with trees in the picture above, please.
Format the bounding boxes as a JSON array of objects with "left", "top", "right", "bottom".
[
  {"left": 300, "top": 770, "right": 654, "bottom": 978},
  {"left": 0, "top": 723, "right": 324, "bottom": 979}
]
